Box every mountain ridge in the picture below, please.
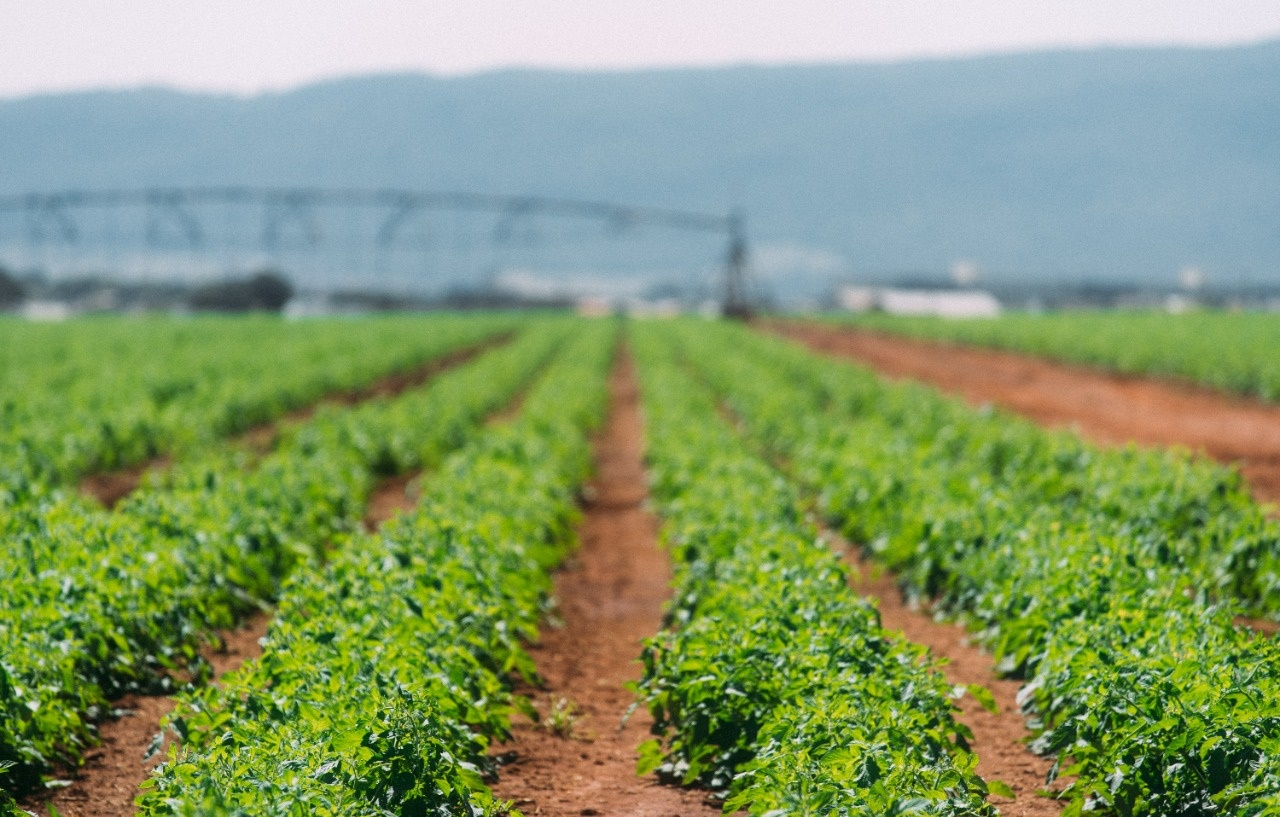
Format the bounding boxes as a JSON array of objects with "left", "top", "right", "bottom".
[{"left": 2, "top": 40, "right": 1278, "bottom": 289}]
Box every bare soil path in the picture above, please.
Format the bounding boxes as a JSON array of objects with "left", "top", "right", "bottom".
[
  {"left": 363, "top": 471, "right": 422, "bottom": 532},
  {"left": 754, "top": 318, "right": 1280, "bottom": 812},
  {"left": 44, "top": 471, "right": 444, "bottom": 817},
  {"left": 825, "top": 530, "right": 1063, "bottom": 816},
  {"left": 712, "top": 383, "right": 1061, "bottom": 813},
  {"left": 767, "top": 321, "right": 1280, "bottom": 505},
  {"left": 490, "top": 352, "right": 720, "bottom": 817},
  {"left": 362, "top": 358, "right": 541, "bottom": 534},
  {"left": 705, "top": 347, "right": 1066, "bottom": 813},
  {"left": 23, "top": 346, "right": 560, "bottom": 816},
  {"left": 22, "top": 613, "right": 270, "bottom": 817},
  {"left": 719, "top": 390, "right": 1063, "bottom": 813}
]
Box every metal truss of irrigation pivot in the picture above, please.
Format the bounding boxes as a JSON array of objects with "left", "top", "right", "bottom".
[{"left": 0, "top": 187, "right": 751, "bottom": 314}]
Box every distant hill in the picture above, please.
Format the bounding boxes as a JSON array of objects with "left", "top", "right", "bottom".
[{"left": 2, "top": 41, "right": 1278, "bottom": 293}]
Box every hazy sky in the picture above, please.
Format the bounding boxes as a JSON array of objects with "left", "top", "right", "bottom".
[{"left": 6, "top": 1, "right": 1280, "bottom": 98}]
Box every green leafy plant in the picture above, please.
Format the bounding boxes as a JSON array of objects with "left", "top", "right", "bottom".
[
  {"left": 540, "top": 697, "right": 584, "bottom": 739},
  {"left": 0, "top": 313, "right": 518, "bottom": 492},
  {"left": 137, "top": 322, "right": 615, "bottom": 815},
  {"left": 668, "top": 318, "right": 1280, "bottom": 815},
  {"left": 0, "top": 318, "right": 575, "bottom": 800},
  {"left": 629, "top": 328, "right": 997, "bottom": 816}
]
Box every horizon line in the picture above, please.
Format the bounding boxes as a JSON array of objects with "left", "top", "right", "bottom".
[{"left": 3, "top": 34, "right": 1277, "bottom": 103}]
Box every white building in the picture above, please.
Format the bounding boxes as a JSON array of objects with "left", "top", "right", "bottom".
[{"left": 836, "top": 286, "right": 1001, "bottom": 318}]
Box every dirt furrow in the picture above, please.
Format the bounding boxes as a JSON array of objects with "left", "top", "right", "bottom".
[
  {"left": 23, "top": 613, "right": 270, "bottom": 817},
  {"left": 817, "top": 527, "right": 1064, "bottom": 816},
  {"left": 362, "top": 364, "right": 543, "bottom": 533},
  {"left": 713, "top": 389, "right": 1062, "bottom": 813},
  {"left": 24, "top": 347, "right": 552, "bottom": 816},
  {"left": 362, "top": 471, "right": 422, "bottom": 531},
  {"left": 755, "top": 318, "right": 1280, "bottom": 810},
  {"left": 766, "top": 320, "right": 1280, "bottom": 505},
  {"left": 490, "top": 352, "right": 719, "bottom": 817},
  {"left": 79, "top": 333, "right": 511, "bottom": 508}
]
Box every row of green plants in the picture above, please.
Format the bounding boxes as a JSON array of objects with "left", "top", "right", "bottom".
[
  {"left": 134, "top": 321, "right": 615, "bottom": 816},
  {"left": 0, "top": 313, "right": 517, "bottom": 492},
  {"left": 0, "top": 319, "right": 573, "bottom": 808},
  {"left": 674, "top": 319, "right": 1280, "bottom": 815},
  {"left": 629, "top": 326, "right": 1000, "bottom": 816},
  {"left": 841, "top": 310, "right": 1280, "bottom": 401}
]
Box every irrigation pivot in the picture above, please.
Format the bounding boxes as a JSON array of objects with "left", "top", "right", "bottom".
[{"left": 0, "top": 187, "right": 751, "bottom": 313}]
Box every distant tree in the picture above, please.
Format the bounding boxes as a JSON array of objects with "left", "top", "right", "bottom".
[
  {"left": 0, "top": 266, "right": 24, "bottom": 308},
  {"left": 243, "top": 272, "right": 293, "bottom": 310},
  {"left": 189, "top": 270, "right": 294, "bottom": 312}
]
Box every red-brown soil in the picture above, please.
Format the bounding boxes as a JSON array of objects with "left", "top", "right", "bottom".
[
  {"left": 79, "top": 460, "right": 171, "bottom": 510},
  {"left": 767, "top": 321, "right": 1280, "bottom": 506},
  {"left": 363, "top": 471, "right": 421, "bottom": 532},
  {"left": 38, "top": 337, "right": 510, "bottom": 812},
  {"left": 485, "top": 392, "right": 528, "bottom": 429},
  {"left": 490, "top": 352, "right": 720, "bottom": 817},
  {"left": 754, "top": 318, "right": 1280, "bottom": 813},
  {"left": 714, "top": 383, "right": 1060, "bottom": 812},
  {"left": 362, "top": 365, "right": 540, "bottom": 533},
  {"left": 718, "top": 388, "right": 1063, "bottom": 812},
  {"left": 235, "top": 333, "right": 513, "bottom": 453},
  {"left": 826, "top": 530, "right": 1064, "bottom": 815},
  {"left": 26, "top": 342, "right": 539, "bottom": 816},
  {"left": 23, "top": 613, "right": 270, "bottom": 817},
  {"left": 78, "top": 334, "right": 510, "bottom": 507}
]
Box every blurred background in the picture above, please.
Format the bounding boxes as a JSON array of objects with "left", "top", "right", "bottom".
[{"left": 1, "top": 1, "right": 1277, "bottom": 316}]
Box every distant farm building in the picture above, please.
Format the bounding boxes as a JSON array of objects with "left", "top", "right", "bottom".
[{"left": 837, "top": 286, "right": 1001, "bottom": 318}]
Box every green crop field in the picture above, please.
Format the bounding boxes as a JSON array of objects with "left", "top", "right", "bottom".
[{"left": 2, "top": 313, "right": 1280, "bottom": 816}]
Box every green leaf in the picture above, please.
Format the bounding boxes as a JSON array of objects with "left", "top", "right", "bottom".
[
  {"left": 636, "top": 739, "right": 666, "bottom": 776},
  {"left": 987, "top": 779, "right": 1016, "bottom": 799},
  {"left": 965, "top": 683, "right": 999, "bottom": 715}
]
